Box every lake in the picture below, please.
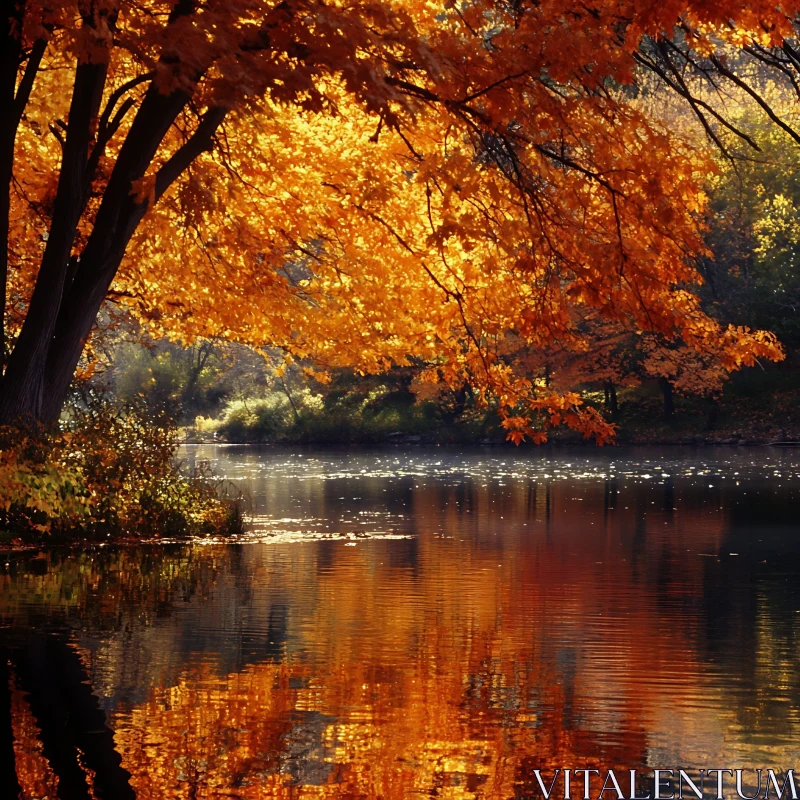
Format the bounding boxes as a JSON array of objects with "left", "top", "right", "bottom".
[{"left": 2, "top": 445, "right": 800, "bottom": 799}]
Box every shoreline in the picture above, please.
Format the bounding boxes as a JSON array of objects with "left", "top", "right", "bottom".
[{"left": 181, "top": 434, "right": 800, "bottom": 448}]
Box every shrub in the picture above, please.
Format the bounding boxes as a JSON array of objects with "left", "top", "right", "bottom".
[
  {"left": 0, "top": 395, "right": 242, "bottom": 540},
  {"left": 209, "top": 386, "right": 490, "bottom": 444},
  {"left": 217, "top": 395, "right": 295, "bottom": 442}
]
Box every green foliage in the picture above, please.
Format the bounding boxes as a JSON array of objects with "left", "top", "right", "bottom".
[
  {"left": 207, "top": 373, "right": 495, "bottom": 444},
  {"left": 701, "top": 105, "right": 800, "bottom": 348},
  {"left": 0, "top": 432, "right": 89, "bottom": 532},
  {"left": 0, "top": 394, "right": 241, "bottom": 540},
  {"left": 108, "top": 339, "right": 269, "bottom": 423},
  {"left": 219, "top": 394, "right": 296, "bottom": 441}
]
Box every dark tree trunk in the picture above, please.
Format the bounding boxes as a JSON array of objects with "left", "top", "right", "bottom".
[
  {"left": 0, "top": 0, "right": 20, "bottom": 370},
  {"left": 0, "top": 648, "right": 21, "bottom": 799},
  {"left": 0, "top": 2, "right": 229, "bottom": 426},
  {"left": 705, "top": 397, "right": 719, "bottom": 431},
  {"left": 659, "top": 377, "right": 674, "bottom": 420},
  {"left": 183, "top": 342, "right": 213, "bottom": 402},
  {"left": 1, "top": 1, "right": 46, "bottom": 373},
  {"left": 452, "top": 381, "right": 469, "bottom": 417},
  {"left": 12, "top": 634, "right": 136, "bottom": 800},
  {"left": 603, "top": 380, "right": 618, "bottom": 420},
  {"left": 0, "top": 23, "right": 109, "bottom": 423},
  {"left": 40, "top": 104, "right": 227, "bottom": 424}
]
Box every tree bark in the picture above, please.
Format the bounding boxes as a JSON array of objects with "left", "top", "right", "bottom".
[
  {"left": 705, "top": 397, "right": 719, "bottom": 431},
  {"left": 0, "top": 0, "right": 22, "bottom": 371},
  {"left": 604, "top": 380, "right": 618, "bottom": 420},
  {"left": 181, "top": 341, "right": 214, "bottom": 409},
  {"left": 659, "top": 377, "right": 674, "bottom": 420},
  {"left": 1, "top": 1, "right": 46, "bottom": 372},
  {"left": 0, "top": 0, "right": 214, "bottom": 425},
  {"left": 0, "top": 0, "right": 236, "bottom": 425},
  {"left": 0, "top": 15, "right": 109, "bottom": 422},
  {"left": 40, "top": 105, "right": 227, "bottom": 423}
]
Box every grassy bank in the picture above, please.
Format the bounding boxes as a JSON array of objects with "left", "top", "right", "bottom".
[
  {"left": 183, "top": 367, "right": 800, "bottom": 447},
  {"left": 187, "top": 387, "right": 502, "bottom": 445}
]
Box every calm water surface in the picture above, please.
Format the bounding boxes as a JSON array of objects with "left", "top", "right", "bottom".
[{"left": 2, "top": 445, "right": 800, "bottom": 799}]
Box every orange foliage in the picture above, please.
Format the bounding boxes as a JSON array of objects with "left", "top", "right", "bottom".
[{"left": 2, "top": 0, "right": 791, "bottom": 434}]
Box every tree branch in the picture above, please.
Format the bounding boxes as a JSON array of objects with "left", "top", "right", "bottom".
[
  {"left": 154, "top": 106, "right": 228, "bottom": 203},
  {"left": 708, "top": 53, "right": 800, "bottom": 148}
]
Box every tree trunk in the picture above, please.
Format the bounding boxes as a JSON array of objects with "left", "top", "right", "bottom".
[
  {"left": 452, "top": 381, "right": 469, "bottom": 418},
  {"left": 1, "top": 3, "right": 46, "bottom": 374},
  {"left": 0, "top": 1, "right": 224, "bottom": 426},
  {"left": 0, "top": 1, "right": 229, "bottom": 426},
  {"left": 279, "top": 374, "right": 300, "bottom": 423},
  {"left": 604, "top": 380, "right": 618, "bottom": 420},
  {"left": 659, "top": 377, "right": 674, "bottom": 420},
  {"left": 181, "top": 342, "right": 213, "bottom": 412},
  {"left": 0, "top": 648, "right": 21, "bottom": 799},
  {"left": 0, "top": 40, "right": 109, "bottom": 423},
  {"left": 705, "top": 397, "right": 719, "bottom": 431},
  {"left": 40, "top": 107, "right": 227, "bottom": 424},
  {"left": 0, "top": 0, "right": 23, "bottom": 371},
  {"left": 0, "top": 99, "right": 13, "bottom": 372}
]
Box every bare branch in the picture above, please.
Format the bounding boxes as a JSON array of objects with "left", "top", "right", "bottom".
[{"left": 709, "top": 53, "right": 800, "bottom": 148}]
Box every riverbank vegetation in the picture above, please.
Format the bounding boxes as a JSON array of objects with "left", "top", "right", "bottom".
[
  {"left": 103, "top": 345, "right": 800, "bottom": 446},
  {"left": 0, "top": 395, "right": 242, "bottom": 543}
]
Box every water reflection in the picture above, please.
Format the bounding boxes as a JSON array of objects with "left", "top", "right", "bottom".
[{"left": 2, "top": 447, "right": 800, "bottom": 798}]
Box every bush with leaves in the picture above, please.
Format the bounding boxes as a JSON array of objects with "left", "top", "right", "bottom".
[{"left": 0, "top": 394, "right": 242, "bottom": 540}]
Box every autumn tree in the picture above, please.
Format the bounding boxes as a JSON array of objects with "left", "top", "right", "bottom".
[{"left": 0, "top": 0, "right": 788, "bottom": 440}]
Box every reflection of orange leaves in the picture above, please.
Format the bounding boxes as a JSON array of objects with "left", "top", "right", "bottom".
[
  {"left": 4, "top": 501, "right": 743, "bottom": 798},
  {"left": 11, "top": 685, "right": 58, "bottom": 799}
]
